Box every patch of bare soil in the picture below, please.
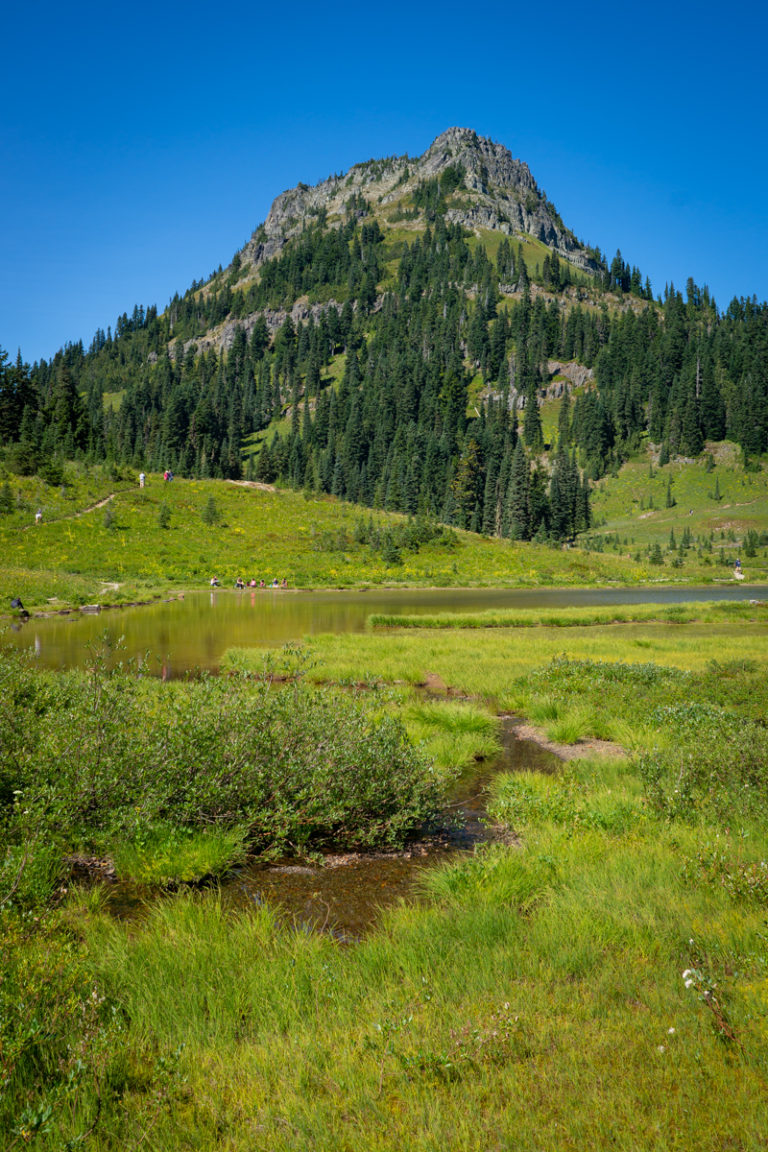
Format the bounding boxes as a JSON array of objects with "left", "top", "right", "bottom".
[
  {"left": 228, "top": 480, "right": 276, "bottom": 492},
  {"left": 512, "top": 723, "right": 627, "bottom": 762}
]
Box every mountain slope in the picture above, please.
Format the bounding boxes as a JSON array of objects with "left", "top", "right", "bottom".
[{"left": 2, "top": 128, "right": 767, "bottom": 559}]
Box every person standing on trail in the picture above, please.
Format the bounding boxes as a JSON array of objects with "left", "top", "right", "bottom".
[
  {"left": 139, "top": 472, "right": 145, "bottom": 488},
  {"left": 35, "top": 509, "right": 42, "bottom": 525}
]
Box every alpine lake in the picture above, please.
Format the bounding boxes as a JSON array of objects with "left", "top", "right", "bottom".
[{"left": 6, "top": 583, "right": 762, "bottom": 938}]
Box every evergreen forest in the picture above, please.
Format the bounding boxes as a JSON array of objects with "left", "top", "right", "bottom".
[{"left": 2, "top": 156, "right": 767, "bottom": 547}]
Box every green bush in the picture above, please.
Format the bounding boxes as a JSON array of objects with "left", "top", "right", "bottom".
[{"left": 0, "top": 651, "right": 443, "bottom": 891}]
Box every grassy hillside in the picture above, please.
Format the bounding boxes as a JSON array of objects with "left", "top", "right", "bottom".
[
  {"left": 586, "top": 440, "right": 768, "bottom": 579},
  {"left": 4, "top": 447, "right": 768, "bottom": 615}
]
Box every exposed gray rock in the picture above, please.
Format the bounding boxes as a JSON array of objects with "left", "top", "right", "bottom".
[
  {"left": 237, "top": 127, "right": 599, "bottom": 278},
  {"left": 546, "top": 360, "right": 595, "bottom": 391},
  {"left": 178, "top": 300, "right": 345, "bottom": 358}
]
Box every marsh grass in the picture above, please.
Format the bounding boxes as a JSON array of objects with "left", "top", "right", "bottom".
[
  {"left": 58, "top": 810, "right": 768, "bottom": 1150},
  {"left": 402, "top": 699, "right": 501, "bottom": 773},
  {"left": 111, "top": 824, "right": 249, "bottom": 885},
  {"left": 546, "top": 706, "right": 595, "bottom": 744},
  {"left": 370, "top": 600, "right": 767, "bottom": 630},
  {"left": 5, "top": 606, "right": 768, "bottom": 1147},
  {"left": 528, "top": 694, "right": 561, "bottom": 724},
  {"left": 268, "top": 613, "right": 768, "bottom": 710}
]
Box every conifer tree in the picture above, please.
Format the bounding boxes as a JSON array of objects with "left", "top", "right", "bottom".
[
  {"left": 522, "top": 376, "right": 543, "bottom": 453},
  {"left": 505, "top": 440, "right": 531, "bottom": 540}
]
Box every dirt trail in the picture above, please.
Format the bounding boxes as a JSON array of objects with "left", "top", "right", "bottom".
[
  {"left": 23, "top": 492, "right": 116, "bottom": 531},
  {"left": 76, "top": 494, "right": 115, "bottom": 516}
]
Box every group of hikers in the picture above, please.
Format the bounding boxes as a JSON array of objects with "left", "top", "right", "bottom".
[
  {"left": 138, "top": 470, "right": 175, "bottom": 483},
  {"left": 210, "top": 576, "right": 288, "bottom": 589}
]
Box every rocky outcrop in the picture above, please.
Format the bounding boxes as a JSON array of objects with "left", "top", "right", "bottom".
[
  {"left": 178, "top": 299, "right": 344, "bottom": 358},
  {"left": 238, "top": 128, "right": 600, "bottom": 277},
  {"left": 546, "top": 360, "right": 595, "bottom": 393}
]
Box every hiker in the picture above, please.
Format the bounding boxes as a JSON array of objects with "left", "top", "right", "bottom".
[
  {"left": 139, "top": 472, "right": 145, "bottom": 488},
  {"left": 35, "top": 509, "right": 42, "bottom": 525}
]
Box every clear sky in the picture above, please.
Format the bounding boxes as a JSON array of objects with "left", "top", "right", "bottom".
[{"left": 2, "top": 0, "right": 766, "bottom": 364}]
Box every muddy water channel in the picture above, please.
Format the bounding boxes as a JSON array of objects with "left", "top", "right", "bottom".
[{"left": 218, "top": 718, "right": 558, "bottom": 941}]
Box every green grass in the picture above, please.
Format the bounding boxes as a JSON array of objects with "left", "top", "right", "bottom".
[
  {"left": 229, "top": 612, "right": 768, "bottom": 710},
  {"left": 589, "top": 440, "right": 768, "bottom": 577},
  {"left": 110, "top": 824, "right": 248, "bottom": 886},
  {"left": 401, "top": 698, "right": 501, "bottom": 773},
  {"left": 61, "top": 784, "right": 768, "bottom": 1149},
  {"left": 5, "top": 613, "right": 768, "bottom": 1148},
  {"left": 369, "top": 600, "right": 767, "bottom": 630},
  {"left": 5, "top": 442, "right": 768, "bottom": 615},
  {"left": 4, "top": 467, "right": 739, "bottom": 616}
]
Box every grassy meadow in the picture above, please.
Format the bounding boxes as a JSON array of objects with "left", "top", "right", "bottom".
[
  {"left": 3, "top": 445, "right": 768, "bottom": 1148},
  {"left": 4, "top": 606, "right": 768, "bottom": 1148},
  {"left": 3, "top": 446, "right": 767, "bottom": 617}
]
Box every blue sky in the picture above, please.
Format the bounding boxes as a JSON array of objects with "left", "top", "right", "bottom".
[{"left": 2, "top": 0, "right": 765, "bottom": 364}]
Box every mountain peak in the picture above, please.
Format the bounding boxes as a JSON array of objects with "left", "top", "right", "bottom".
[
  {"left": 240, "top": 129, "right": 596, "bottom": 277},
  {"left": 422, "top": 127, "right": 537, "bottom": 196}
]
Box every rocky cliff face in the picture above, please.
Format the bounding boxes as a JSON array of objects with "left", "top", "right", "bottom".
[{"left": 239, "top": 127, "right": 598, "bottom": 276}]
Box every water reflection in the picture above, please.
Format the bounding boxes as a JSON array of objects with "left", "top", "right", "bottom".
[{"left": 4, "top": 584, "right": 763, "bottom": 676}]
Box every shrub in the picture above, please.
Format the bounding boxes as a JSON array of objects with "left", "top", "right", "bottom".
[{"left": 0, "top": 652, "right": 444, "bottom": 886}]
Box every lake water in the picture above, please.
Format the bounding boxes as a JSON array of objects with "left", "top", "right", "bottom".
[{"left": 4, "top": 583, "right": 763, "bottom": 675}]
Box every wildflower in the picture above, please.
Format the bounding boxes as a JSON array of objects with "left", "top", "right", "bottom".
[
  {"left": 657, "top": 1045, "right": 665, "bottom": 1054},
  {"left": 668, "top": 1027, "right": 676, "bottom": 1035}
]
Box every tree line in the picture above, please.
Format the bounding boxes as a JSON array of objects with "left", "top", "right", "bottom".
[{"left": 1, "top": 208, "right": 766, "bottom": 543}]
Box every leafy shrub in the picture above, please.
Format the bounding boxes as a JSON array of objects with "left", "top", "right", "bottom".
[
  {"left": 682, "top": 839, "right": 768, "bottom": 906},
  {"left": 0, "top": 651, "right": 443, "bottom": 888},
  {"left": 639, "top": 720, "right": 768, "bottom": 822}
]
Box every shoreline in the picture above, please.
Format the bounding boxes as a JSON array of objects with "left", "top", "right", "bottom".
[{"left": 5, "top": 577, "right": 765, "bottom": 622}]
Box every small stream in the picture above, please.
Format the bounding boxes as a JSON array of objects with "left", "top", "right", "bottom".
[{"left": 218, "top": 718, "right": 559, "bottom": 940}]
